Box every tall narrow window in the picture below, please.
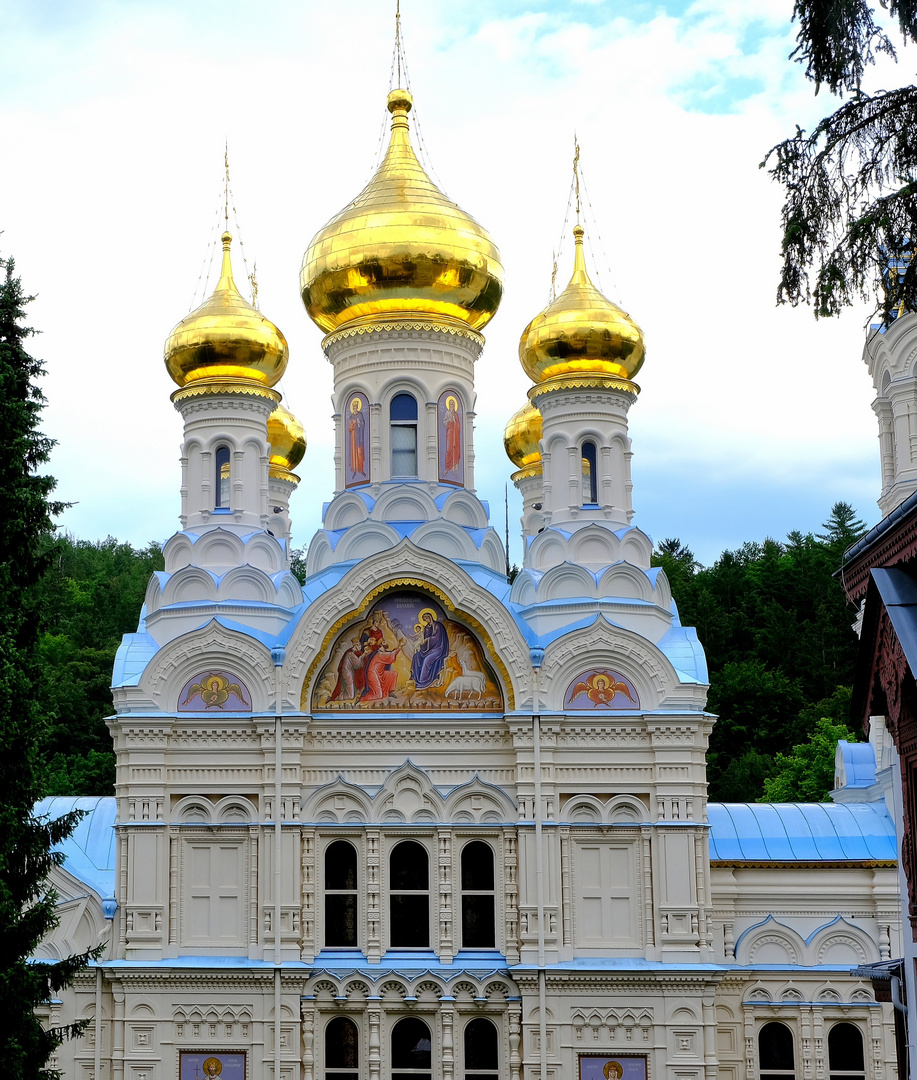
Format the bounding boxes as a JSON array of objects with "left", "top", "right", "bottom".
[
  {"left": 759, "top": 1022, "right": 795, "bottom": 1080},
  {"left": 390, "top": 840, "right": 429, "bottom": 947},
  {"left": 464, "top": 1018, "right": 499, "bottom": 1080},
  {"left": 390, "top": 393, "right": 418, "bottom": 477},
  {"left": 324, "top": 840, "right": 358, "bottom": 948},
  {"left": 215, "top": 446, "right": 231, "bottom": 508},
  {"left": 325, "top": 1016, "right": 359, "bottom": 1080},
  {"left": 461, "top": 841, "right": 495, "bottom": 948},
  {"left": 392, "top": 1017, "right": 432, "bottom": 1080},
  {"left": 581, "top": 441, "right": 597, "bottom": 504},
  {"left": 828, "top": 1023, "right": 865, "bottom": 1080}
]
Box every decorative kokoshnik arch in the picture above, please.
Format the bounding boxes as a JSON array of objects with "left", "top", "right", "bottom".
[{"left": 306, "top": 582, "right": 506, "bottom": 711}]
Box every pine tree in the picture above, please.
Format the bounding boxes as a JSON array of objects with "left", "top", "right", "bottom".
[
  {"left": 0, "top": 252, "right": 94, "bottom": 1079},
  {"left": 763, "top": 1, "right": 917, "bottom": 323}
]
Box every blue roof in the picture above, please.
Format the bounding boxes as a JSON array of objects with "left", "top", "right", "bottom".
[
  {"left": 708, "top": 802, "right": 897, "bottom": 863},
  {"left": 836, "top": 740, "right": 877, "bottom": 788},
  {"left": 35, "top": 796, "right": 117, "bottom": 897}
]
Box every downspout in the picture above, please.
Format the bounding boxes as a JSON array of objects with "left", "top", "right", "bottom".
[
  {"left": 272, "top": 647, "right": 285, "bottom": 1080},
  {"left": 531, "top": 649, "right": 547, "bottom": 1080},
  {"left": 94, "top": 965, "right": 102, "bottom": 1079}
]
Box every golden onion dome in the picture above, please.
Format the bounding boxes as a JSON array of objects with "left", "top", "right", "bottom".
[
  {"left": 519, "top": 225, "right": 645, "bottom": 385},
  {"left": 165, "top": 232, "right": 289, "bottom": 389},
  {"left": 300, "top": 88, "right": 503, "bottom": 335},
  {"left": 267, "top": 404, "right": 306, "bottom": 479},
  {"left": 504, "top": 400, "right": 543, "bottom": 470}
]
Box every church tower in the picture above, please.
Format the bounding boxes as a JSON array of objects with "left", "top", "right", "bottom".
[
  {"left": 300, "top": 88, "right": 508, "bottom": 577},
  {"left": 41, "top": 40, "right": 902, "bottom": 1080}
]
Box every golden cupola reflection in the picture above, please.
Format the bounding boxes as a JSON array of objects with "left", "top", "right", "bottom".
[
  {"left": 267, "top": 404, "right": 306, "bottom": 480},
  {"left": 519, "top": 225, "right": 645, "bottom": 386},
  {"left": 165, "top": 232, "right": 289, "bottom": 389},
  {"left": 300, "top": 88, "right": 503, "bottom": 335},
  {"left": 504, "top": 401, "right": 543, "bottom": 470}
]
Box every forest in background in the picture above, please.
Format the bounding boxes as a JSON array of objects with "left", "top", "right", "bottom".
[{"left": 39, "top": 505, "right": 865, "bottom": 802}]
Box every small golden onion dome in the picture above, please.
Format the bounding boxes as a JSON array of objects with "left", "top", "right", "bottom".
[
  {"left": 504, "top": 400, "right": 543, "bottom": 469},
  {"left": 300, "top": 88, "right": 504, "bottom": 335},
  {"left": 519, "top": 225, "right": 645, "bottom": 384},
  {"left": 165, "top": 232, "right": 289, "bottom": 388},
  {"left": 267, "top": 404, "right": 306, "bottom": 477}
]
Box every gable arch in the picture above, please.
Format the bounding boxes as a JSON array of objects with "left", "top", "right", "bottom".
[
  {"left": 444, "top": 777, "right": 515, "bottom": 823},
  {"left": 287, "top": 540, "right": 531, "bottom": 709},
  {"left": 141, "top": 620, "right": 276, "bottom": 713},
  {"left": 442, "top": 489, "right": 489, "bottom": 529},
  {"left": 412, "top": 521, "right": 479, "bottom": 562},
  {"left": 334, "top": 521, "right": 401, "bottom": 564},
  {"left": 561, "top": 795, "right": 603, "bottom": 823},
  {"left": 372, "top": 485, "right": 439, "bottom": 523},
  {"left": 304, "top": 777, "right": 374, "bottom": 824},
  {"left": 323, "top": 492, "right": 370, "bottom": 531},
  {"left": 736, "top": 916, "right": 805, "bottom": 965},
  {"left": 538, "top": 563, "right": 597, "bottom": 602},
  {"left": 540, "top": 617, "right": 676, "bottom": 711}
]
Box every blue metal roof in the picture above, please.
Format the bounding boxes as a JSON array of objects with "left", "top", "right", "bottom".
[
  {"left": 708, "top": 802, "right": 897, "bottom": 863},
  {"left": 35, "top": 796, "right": 116, "bottom": 897},
  {"left": 836, "top": 740, "right": 877, "bottom": 789}
]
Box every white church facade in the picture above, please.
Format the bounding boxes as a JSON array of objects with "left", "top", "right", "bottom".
[{"left": 35, "top": 80, "right": 905, "bottom": 1080}]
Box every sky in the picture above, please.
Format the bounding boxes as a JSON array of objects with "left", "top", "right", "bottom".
[{"left": 0, "top": 0, "right": 905, "bottom": 566}]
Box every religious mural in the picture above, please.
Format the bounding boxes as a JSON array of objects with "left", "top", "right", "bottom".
[
  {"left": 178, "top": 671, "right": 251, "bottom": 711},
  {"left": 564, "top": 669, "right": 639, "bottom": 710},
  {"left": 312, "top": 591, "right": 502, "bottom": 711},
  {"left": 438, "top": 389, "right": 464, "bottom": 485},
  {"left": 579, "top": 1056, "right": 646, "bottom": 1080},
  {"left": 179, "top": 1052, "right": 246, "bottom": 1080},
  {"left": 344, "top": 391, "right": 369, "bottom": 486}
]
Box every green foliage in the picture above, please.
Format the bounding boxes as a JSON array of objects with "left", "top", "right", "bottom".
[
  {"left": 761, "top": 716, "right": 860, "bottom": 802},
  {"left": 0, "top": 251, "right": 96, "bottom": 1078},
  {"left": 764, "top": 2, "right": 917, "bottom": 323},
  {"left": 289, "top": 546, "right": 307, "bottom": 585},
  {"left": 659, "top": 503, "right": 867, "bottom": 801},
  {"left": 33, "top": 535, "right": 163, "bottom": 796}
]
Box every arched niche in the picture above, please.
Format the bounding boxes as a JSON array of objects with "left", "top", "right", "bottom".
[{"left": 308, "top": 588, "right": 504, "bottom": 712}]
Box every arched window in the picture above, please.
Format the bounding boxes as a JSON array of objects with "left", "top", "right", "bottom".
[
  {"left": 464, "top": 1017, "right": 498, "bottom": 1079},
  {"left": 214, "top": 446, "right": 231, "bottom": 508},
  {"left": 581, "top": 441, "right": 597, "bottom": 504},
  {"left": 759, "top": 1021, "right": 795, "bottom": 1080},
  {"left": 392, "top": 1017, "right": 432, "bottom": 1080},
  {"left": 391, "top": 393, "right": 418, "bottom": 477},
  {"left": 461, "top": 841, "right": 495, "bottom": 948},
  {"left": 325, "top": 1016, "right": 359, "bottom": 1080},
  {"left": 324, "top": 840, "right": 358, "bottom": 948},
  {"left": 390, "top": 840, "right": 429, "bottom": 947},
  {"left": 828, "top": 1023, "right": 865, "bottom": 1080}
]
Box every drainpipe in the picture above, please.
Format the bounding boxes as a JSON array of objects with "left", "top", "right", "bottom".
[
  {"left": 531, "top": 648, "right": 547, "bottom": 1080},
  {"left": 272, "top": 647, "right": 285, "bottom": 1080}
]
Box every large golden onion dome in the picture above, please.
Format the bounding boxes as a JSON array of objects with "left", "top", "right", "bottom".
[
  {"left": 519, "top": 225, "right": 645, "bottom": 385},
  {"left": 504, "top": 401, "right": 543, "bottom": 470},
  {"left": 165, "top": 232, "right": 289, "bottom": 389},
  {"left": 267, "top": 404, "right": 306, "bottom": 480},
  {"left": 300, "top": 88, "right": 503, "bottom": 335}
]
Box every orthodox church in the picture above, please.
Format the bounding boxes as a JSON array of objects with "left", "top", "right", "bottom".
[{"left": 36, "top": 77, "right": 905, "bottom": 1080}]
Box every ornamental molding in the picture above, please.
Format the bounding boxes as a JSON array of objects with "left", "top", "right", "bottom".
[
  {"left": 172, "top": 383, "right": 280, "bottom": 407},
  {"left": 323, "top": 321, "right": 485, "bottom": 354},
  {"left": 529, "top": 376, "right": 639, "bottom": 402}
]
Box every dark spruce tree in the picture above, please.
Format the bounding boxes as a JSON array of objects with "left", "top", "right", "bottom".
[
  {"left": 763, "top": 0, "right": 917, "bottom": 324},
  {"left": 0, "top": 252, "right": 94, "bottom": 1078}
]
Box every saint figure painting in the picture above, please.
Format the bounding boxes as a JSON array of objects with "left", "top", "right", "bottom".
[
  {"left": 345, "top": 391, "right": 369, "bottom": 486},
  {"left": 438, "top": 390, "right": 464, "bottom": 485}
]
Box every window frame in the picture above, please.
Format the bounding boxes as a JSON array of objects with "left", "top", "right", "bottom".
[
  {"left": 390, "top": 392, "right": 419, "bottom": 479},
  {"left": 758, "top": 1020, "right": 796, "bottom": 1080},
  {"left": 323, "top": 838, "right": 360, "bottom": 950},
  {"left": 460, "top": 840, "right": 497, "bottom": 950},
  {"left": 388, "top": 838, "right": 431, "bottom": 949},
  {"left": 324, "top": 1014, "right": 360, "bottom": 1080},
  {"left": 581, "top": 440, "right": 598, "bottom": 505},
  {"left": 214, "top": 444, "right": 231, "bottom": 509}
]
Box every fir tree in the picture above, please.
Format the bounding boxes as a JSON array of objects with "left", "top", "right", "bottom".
[
  {"left": 763, "top": 0, "right": 917, "bottom": 323},
  {"left": 0, "top": 252, "right": 94, "bottom": 1078}
]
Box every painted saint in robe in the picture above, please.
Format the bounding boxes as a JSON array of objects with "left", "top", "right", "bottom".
[
  {"left": 345, "top": 392, "right": 368, "bottom": 486},
  {"left": 409, "top": 608, "right": 450, "bottom": 688},
  {"left": 438, "top": 391, "right": 464, "bottom": 484}
]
